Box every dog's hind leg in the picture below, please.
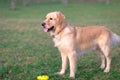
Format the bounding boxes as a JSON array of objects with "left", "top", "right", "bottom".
[
  {"left": 96, "top": 47, "right": 106, "bottom": 69},
  {"left": 100, "top": 45, "right": 111, "bottom": 73},
  {"left": 104, "top": 49, "right": 111, "bottom": 73},
  {"left": 100, "top": 54, "right": 106, "bottom": 69}
]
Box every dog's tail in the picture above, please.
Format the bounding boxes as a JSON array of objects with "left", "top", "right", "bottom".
[{"left": 111, "top": 32, "right": 120, "bottom": 46}]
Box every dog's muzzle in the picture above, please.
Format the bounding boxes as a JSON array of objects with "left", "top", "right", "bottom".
[
  {"left": 42, "top": 22, "right": 46, "bottom": 27},
  {"left": 41, "top": 22, "right": 54, "bottom": 32}
]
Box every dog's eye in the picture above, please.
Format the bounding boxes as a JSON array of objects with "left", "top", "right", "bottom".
[{"left": 50, "top": 18, "right": 53, "bottom": 20}]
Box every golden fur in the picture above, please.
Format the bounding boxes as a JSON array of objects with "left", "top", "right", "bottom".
[{"left": 41, "top": 11, "right": 120, "bottom": 78}]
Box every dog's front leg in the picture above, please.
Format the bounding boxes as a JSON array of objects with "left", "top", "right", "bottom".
[
  {"left": 68, "top": 51, "right": 77, "bottom": 78},
  {"left": 57, "top": 53, "right": 68, "bottom": 75}
]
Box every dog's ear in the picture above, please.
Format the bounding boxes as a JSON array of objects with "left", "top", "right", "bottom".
[{"left": 56, "top": 11, "right": 65, "bottom": 25}]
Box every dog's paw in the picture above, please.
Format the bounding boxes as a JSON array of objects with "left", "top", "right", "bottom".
[
  {"left": 69, "top": 74, "right": 75, "bottom": 79},
  {"left": 69, "top": 75, "right": 75, "bottom": 79},
  {"left": 100, "top": 65, "right": 105, "bottom": 69},
  {"left": 104, "top": 69, "right": 110, "bottom": 73},
  {"left": 55, "top": 72, "right": 64, "bottom": 76}
]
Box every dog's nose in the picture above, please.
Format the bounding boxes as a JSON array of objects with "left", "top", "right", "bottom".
[{"left": 42, "top": 22, "right": 46, "bottom": 26}]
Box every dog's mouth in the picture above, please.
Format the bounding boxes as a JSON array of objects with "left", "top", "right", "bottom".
[{"left": 43, "top": 26, "right": 54, "bottom": 32}]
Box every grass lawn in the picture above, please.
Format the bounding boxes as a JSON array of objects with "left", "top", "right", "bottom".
[{"left": 0, "top": 0, "right": 120, "bottom": 80}]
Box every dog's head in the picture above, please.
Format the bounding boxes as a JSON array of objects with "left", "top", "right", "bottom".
[{"left": 41, "top": 11, "right": 65, "bottom": 32}]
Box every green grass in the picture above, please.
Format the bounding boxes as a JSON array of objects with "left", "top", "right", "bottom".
[{"left": 0, "top": 0, "right": 120, "bottom": 80}]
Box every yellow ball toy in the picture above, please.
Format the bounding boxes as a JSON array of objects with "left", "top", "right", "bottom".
[{"left": 37, "top": 75, "right": 49, "bottom": 80}]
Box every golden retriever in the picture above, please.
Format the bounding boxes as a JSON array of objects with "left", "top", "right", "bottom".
[{"left": 41, "top": 11, "right": 120, "bottom": 78}]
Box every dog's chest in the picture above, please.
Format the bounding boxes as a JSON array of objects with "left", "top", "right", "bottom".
[
  {"left": 53, "top": 36, "right": 64, "bottom": 47},
  {"left": 53, "top": 35, "right": 70, "bottom": 48}
]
